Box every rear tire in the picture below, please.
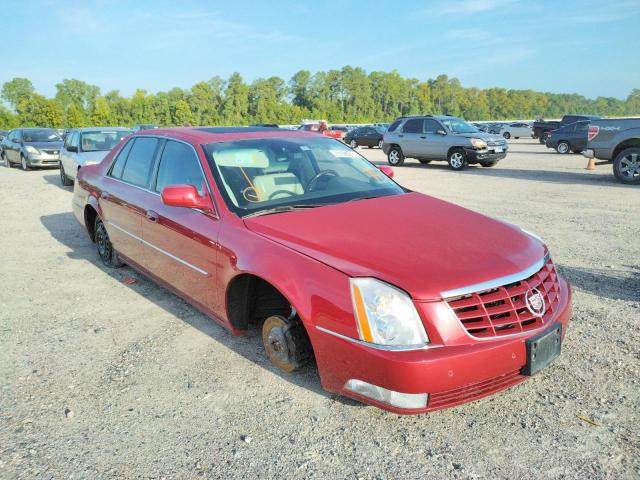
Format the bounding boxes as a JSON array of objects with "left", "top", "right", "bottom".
[
  {"left": 377, "top": 139, "right": 383, "bottom": 149},
  {"left": 94, "top": 217, "right": 124, "bottom": 268},
  {"left": 60, "top": 163, "right": 73, "bottom": 186},
  {"left": 21, "top": 156, "right": 29, "bottom": 171},
  {"left": 447, "top": 149, "right": 468, "bottom": 170},
  {"left": 539, "top": 132, "right": 550, "bottom": 144},
  {"left": 349, "top": 139, "right": 357, "bottom": 148},
  {"left": 556, "top": 141, "right": 570, "bottom": 154},
  {"left": 613, "top": 147, "right": 640, "bottom": 184},
  {"left": 387, "top": 146, "right": 405, "bottom": 166},
  {"left": 503, "top": 132, "right": 511, "bottom": 139}
]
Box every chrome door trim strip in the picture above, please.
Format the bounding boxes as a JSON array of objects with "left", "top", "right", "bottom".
[
  {"left": 107, "top": 221, "right": 209, "bottom": 277},
  {"left": 440, "top": 252, "right": 551, "bottom": 299},
  {"left": 316, "top": 326, "right": 439, "bottom": 351}
]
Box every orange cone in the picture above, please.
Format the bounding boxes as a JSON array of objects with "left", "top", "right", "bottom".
[{"left": 586, "top": 158, "right": 596, "bottom": 170}]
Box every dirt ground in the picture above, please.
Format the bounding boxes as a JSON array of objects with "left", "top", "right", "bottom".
[{"left": 1, "top": 139, "right": 638, "bottom": 479}]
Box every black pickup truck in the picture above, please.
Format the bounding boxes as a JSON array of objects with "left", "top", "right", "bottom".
[
  {"left": 533, "top": 115, "right": 600, "bottom": 143},
  {"left": 583, "top": 118, "right": 640, "bottom": 184}
]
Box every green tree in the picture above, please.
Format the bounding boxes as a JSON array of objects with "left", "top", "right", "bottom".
[
  {"left": 65, "top": 103, "right": 85, "bottom": 127},
  {"left": 221, "top": 73, "right": 249, "bottom": 124},
  {"left": 55, "top": 78, "right": 100, "bottom": 110},
  {"left": 172, "top": 100, "right": 193, "bottom": 125},
  {"left": 91, "top": 96, "right": 114, "bottom": 125},
  {"left": 1, "top": 78, "right": 35, "bottom": 111}
]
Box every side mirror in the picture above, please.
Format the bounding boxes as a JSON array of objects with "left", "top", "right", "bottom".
[
  {"left": 437, "top": 129, "right": 447, "bottom": 136},
  {"left": 67, "top": 145, "right": 78, "bottom": 153},
  {"left": 378, "top": 165, "right": 394, "bottom": 178},
  {"left": 161, "top": 184, "right": 213, "bottom": 211}
]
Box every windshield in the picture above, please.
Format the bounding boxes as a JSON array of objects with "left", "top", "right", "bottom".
[
  {"left": 81, "top": 130, "right": 131, "bottom": 152},
  {"left": 440, "top": 118, "right": 479, "bottom": 134},
  {"left": 204, "top": 136, "right": 404, "bottom": 217},
  {"left": 22, "top": 129, "right": 61, "bottom": 142}
]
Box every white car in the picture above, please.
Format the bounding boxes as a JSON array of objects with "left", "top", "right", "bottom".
[
  {"left": 59, "top": 127, "right": 131, "bottom": 185},
  {"left": 500, "top": 122, "right": 532, "bottom": 140}
]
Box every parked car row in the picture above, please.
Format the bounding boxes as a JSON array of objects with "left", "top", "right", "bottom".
[{"left": 533, "top": 115, "right": 600, "bottom": 144}]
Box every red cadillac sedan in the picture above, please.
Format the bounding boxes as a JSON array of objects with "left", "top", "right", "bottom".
[{"left": 72, "top": 127, "right": 572, "bottom": 414}]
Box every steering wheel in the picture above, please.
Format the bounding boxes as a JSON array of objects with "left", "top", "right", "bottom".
[
  {"left": 268, "top": 190, "right": 297, "bottom": 200},
  {"left": 306, "top": 170, "right": 338, "bottom": 192}
]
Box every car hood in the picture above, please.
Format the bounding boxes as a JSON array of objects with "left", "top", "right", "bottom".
[
  {"left": 78, "top": 150, "right": 109, "bottom": 165},
  {"left": 25, "top": 141, "right": 63, "bottom": 150},
  {"left": 244, "top": 192, "right": 544, "bottom": 300},
  {"left": 454, "top": 132, "right": 503, "bottom": 142}
]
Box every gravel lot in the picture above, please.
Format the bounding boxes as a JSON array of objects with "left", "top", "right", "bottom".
[{"left": 1, "top": 139, "right": 638, "bottom": 479}]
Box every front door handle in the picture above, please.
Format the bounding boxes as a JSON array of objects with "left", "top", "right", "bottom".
[
  {"left": 146, "top": 210, "right": 159, "bottom": 223},
  {"left": 398, "top": 134, "right": 404, "bottom": 138},
  {"left": 420, "top": 136, "right": 427, "bottom": 139}
]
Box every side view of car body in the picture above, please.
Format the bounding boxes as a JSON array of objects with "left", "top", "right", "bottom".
[
  {"left": 59, "top": 127, "right": 132, "bottom": 185},
  {"left": 583, "top": 117, "right": 640, "bottom": 184},
  {"left": 500, "top": 122, "right": 533, "bottom": 139},
  {"left": 72, "top": 127, "right": 571, "bottom": 414},
  {"left": 132, "top": 124, "right": 159, "bottom": 133},
  {"left": 1, "top": 128, "right": 63, "bottom": 170},
  {"left": 545, "top": 121, "right": 589, "bottom": 154},
  {"left": 344, "top": 126, "right": 385, "bottom": 149},
  {"left": 382, "top": 115, "right": 508, "bottom": 170}
]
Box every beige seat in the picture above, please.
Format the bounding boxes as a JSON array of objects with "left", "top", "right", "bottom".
[{"left": 252, "top": 173, "right": 304, "bottom": 201}]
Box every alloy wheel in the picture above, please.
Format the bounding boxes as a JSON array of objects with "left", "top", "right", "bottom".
[
  {"left": 449, "top": 152, "right": 464, "bottom": 169},
  {"left": 557, "top": 142, "right": 569, "bottom": 154},
  {"left": 350, "top": 140, "right": 357, "bottom": 148},
  {"left": 619, "top": 153, "right": 640, "bottom": 179},
  {"left": 21, "top": 156, "right": 27, "bottom": 170},
  {"left": 378, "top": 139, "right": 383, "bottom": 149},
  {"left": 388, "top": 150, "right": 400, "bottom": 165}
]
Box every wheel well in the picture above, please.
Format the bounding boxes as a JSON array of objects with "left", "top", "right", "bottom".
[
  {"left": 612, "top": 138, "right": 640, "bottom": 160},
  {"left": 226, "top": 274, "right": 293, "bottom": 331},
  {"left": 447, "top": 146, "right": 466, "bottom": 158},
  {"left": 84, "top": 205, "right": 98, "bottom": 242}
]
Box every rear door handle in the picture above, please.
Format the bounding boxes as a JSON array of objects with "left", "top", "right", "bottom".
[
  {"left": 398, "top": 134, "right": 404, "bottom": 137},
  {"left": 146, "top": 210, "right": 159, "bottom": 223},
  {"left": 420, "top": 136, "right": 427, "bottom": 139}
]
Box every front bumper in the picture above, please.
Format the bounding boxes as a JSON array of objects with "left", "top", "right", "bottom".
[
  {"left": 464, "top": 148, "right": 507, "bottom": 163},
  {"left": 26, "top": 154, "right": 60, "bottom": 167},
  {"left": 312, "top": 278, "right": 572, "bottom": 414}
]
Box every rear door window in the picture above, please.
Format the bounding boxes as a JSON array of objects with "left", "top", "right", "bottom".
[
  {"left": 121, "top": 137, "right": 159, "bottom": 188},
  {"left": 402, "top": 119, "right": 424, "bottom": 134},
  {"left": 154, "top": 141, "right": 205, "bottom": 195}
]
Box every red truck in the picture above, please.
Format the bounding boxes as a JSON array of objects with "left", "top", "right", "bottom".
[{"left": 298, "top": 121, "right": 343, "bottom": 140}]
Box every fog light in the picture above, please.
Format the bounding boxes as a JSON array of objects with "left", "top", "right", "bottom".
[{"left": 345, "top": 379, "right": 428, "bottom": 409}]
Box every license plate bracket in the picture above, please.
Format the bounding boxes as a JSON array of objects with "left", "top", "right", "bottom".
[{"left": 521, "top": 324, "right": 562, "bottom": 376}]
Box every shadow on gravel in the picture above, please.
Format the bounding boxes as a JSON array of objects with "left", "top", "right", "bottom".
[
  {"left": 556, "top": 264, "right": 640, "bottom": 302},
  {"left": 39, "top": 212, "right": 350, "bottom": 405},
  {"left": 43, "top": 174, "right": 73, "bottom": 191}
]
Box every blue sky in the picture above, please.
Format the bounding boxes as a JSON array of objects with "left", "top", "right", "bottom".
[{"left": 3, "top": 0, "right": 639, "bottom": 100}]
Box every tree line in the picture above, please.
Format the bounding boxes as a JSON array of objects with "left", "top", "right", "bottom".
[{"left": 1, "top": 67, "right": 639, "bottom": 130}]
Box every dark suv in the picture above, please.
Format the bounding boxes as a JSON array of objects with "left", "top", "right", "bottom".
[{"left": 382, "top": 115, "right": 507, "bottom": 170}]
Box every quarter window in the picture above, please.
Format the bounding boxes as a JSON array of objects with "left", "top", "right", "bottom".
[
  {"left": 387, "top": 120, "right": 402, "bottom": 132},
  {"left": 121, "top": 137, "right": 159, "bottom": 187},
  {"left": 110, "top": 139, "right": 134, "bottom": 179},
  {"left": 155, "top": 141, "right": 205, "bottom": 195}
]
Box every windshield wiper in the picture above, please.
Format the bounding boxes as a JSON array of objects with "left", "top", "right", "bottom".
[{"left": 243, "top": 204, "right": 325, "bottom": 218}]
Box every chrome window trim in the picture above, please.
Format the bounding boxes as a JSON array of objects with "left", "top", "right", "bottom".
[
  {"left": 440, "top": 252, "right": 551, "bottom": 299},
  {"left": 105, "top": 134, "right": 219, "bottom": 218},
  {"left": 316, "top": 326, "right": 439, "bottom": 351},
  {"left": 107, "top": 221, "right": 209, "bottom": 276}
]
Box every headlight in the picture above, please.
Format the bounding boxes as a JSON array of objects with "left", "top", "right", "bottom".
[
  {"left": 470, "top": 138, "right": 487, "bottom": 150},
  {"left": 25, "top": 146, "right": 40, "bottom": 154},
  {"left": 350, "top": 278, "right": 429, "bottom": 347}
]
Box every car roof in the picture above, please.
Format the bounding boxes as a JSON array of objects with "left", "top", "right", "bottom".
[
  {"left": 132, "top": 126, "right": 319, "bottom": 144},
  {"left": 72, "top": 127, "right": 132, "bottom": 132}
]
